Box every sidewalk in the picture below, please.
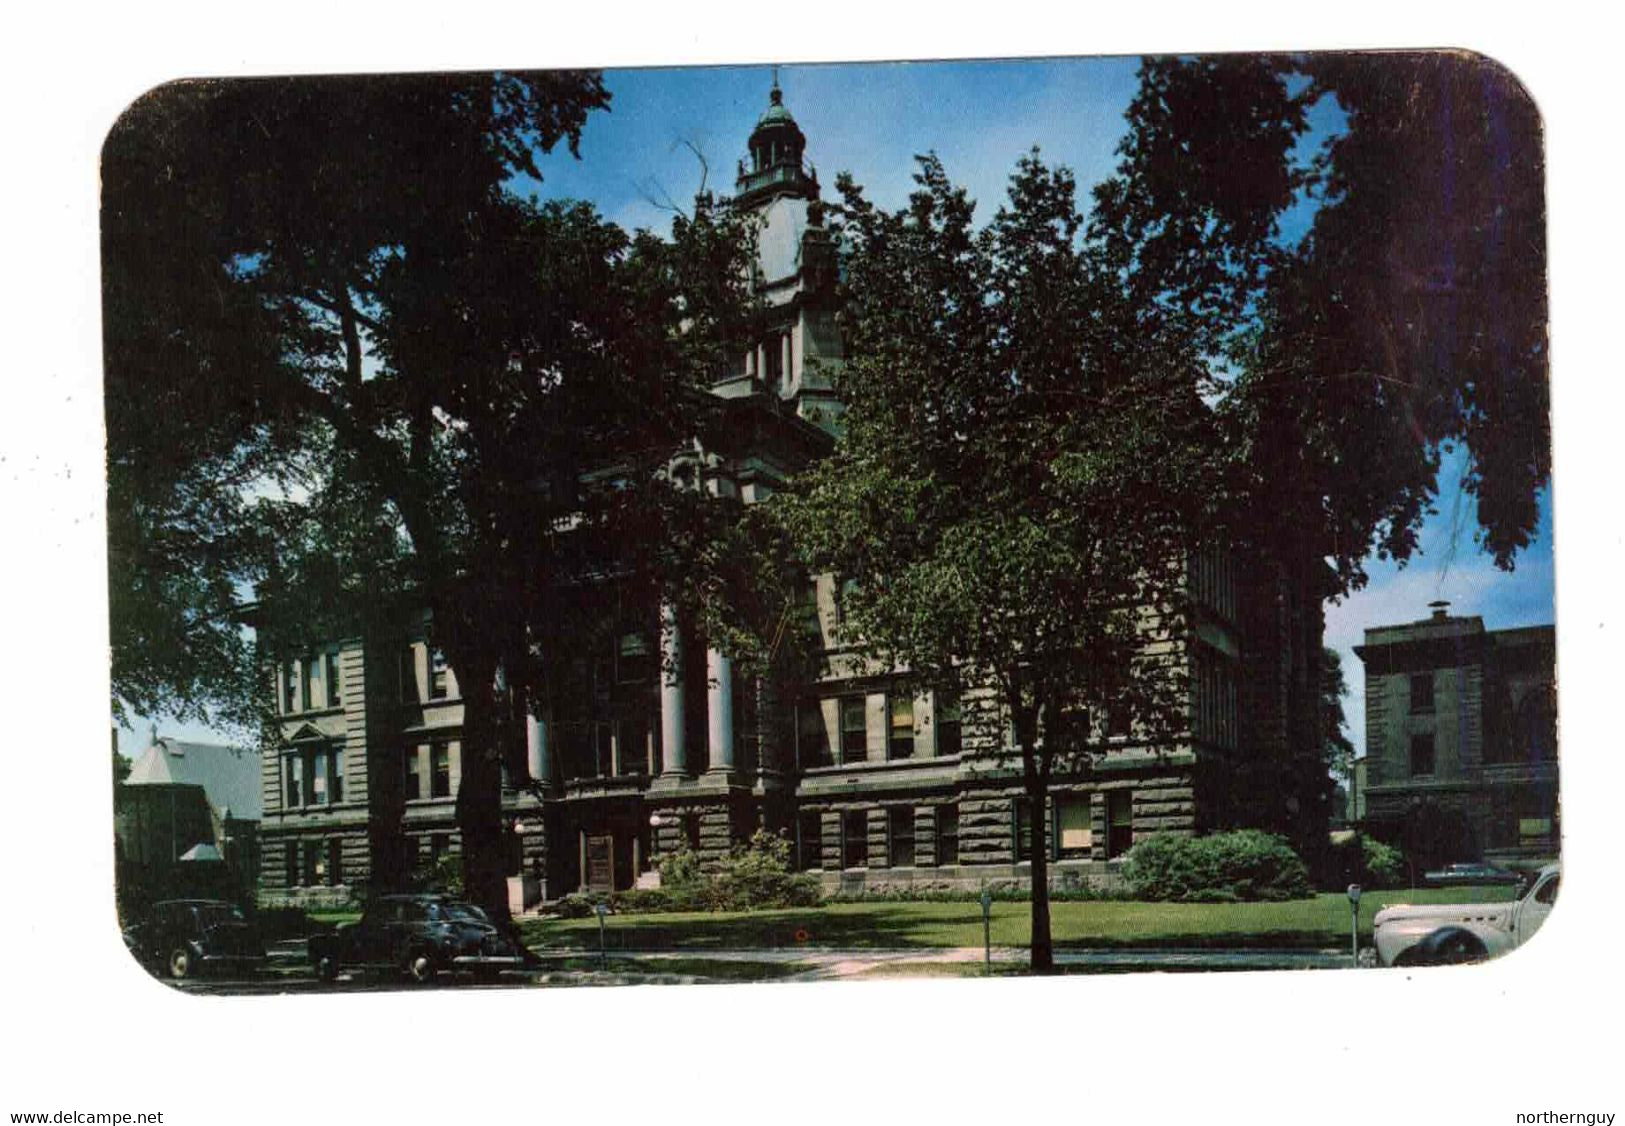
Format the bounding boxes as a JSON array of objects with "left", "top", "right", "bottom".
[{"left": 526, "top": 945, "right": 1356, "bottom": 979}]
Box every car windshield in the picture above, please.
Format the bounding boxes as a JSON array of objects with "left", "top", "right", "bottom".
[{"left": 441, "top": 903, "right": 489, "bottom": 923}]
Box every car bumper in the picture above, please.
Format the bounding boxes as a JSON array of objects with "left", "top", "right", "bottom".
[{"left": 450, "top": 954, "right": 523, "bottom": 969}]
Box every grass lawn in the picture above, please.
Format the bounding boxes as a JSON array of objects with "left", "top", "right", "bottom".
[{"left": 517, "top": 886, "right": 1516, "bottom": 953}]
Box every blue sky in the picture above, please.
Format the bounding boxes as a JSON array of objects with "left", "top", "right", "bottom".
[{"left": 115, "top": 58, "right": 1555, "bottom": 761}]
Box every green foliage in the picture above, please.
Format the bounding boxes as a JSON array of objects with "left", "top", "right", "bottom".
[
  {"left": 588, "top": 832, "right": 822, "bottom": 914},
  {"left": 1101, "top": 54, "right": 1548, "bottom": 577},
  {"left": 655, "top": 845, "right": 705, "bottom": 891},
  {"left": 1121, "top": 830, "right": 1313, "bottom": 902},
  {"left": 1360, "top": 837, "right": 1408, "bottom": 890},
  {"left": 708, "top": 830, "right": 823, "bottom": 911},
  {"left": 407, "top": 853, "right": 464, "bottom": 899},
  {"left": 102, "top": 73, "right": 765, "bottom": 922}
]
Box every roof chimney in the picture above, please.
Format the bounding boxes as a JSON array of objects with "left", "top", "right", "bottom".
[{"left": 1428, "top": 600, "right": 1451, "bottom": 622}]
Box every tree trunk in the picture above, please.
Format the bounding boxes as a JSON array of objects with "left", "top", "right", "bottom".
[
  {"left": 451, "top": 652, "right": 514, "bottom": 929},
  {"left": 1027, "top": 775, "right": 1055, "bottom": 973}
]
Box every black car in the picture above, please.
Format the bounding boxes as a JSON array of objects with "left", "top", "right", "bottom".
[
  {"left": 1421, "top": 862, "right": 1526, "bottom": 888},
  {"left": 308, "top": 894, "right": 525, "bottom": 984},
  {"left": 123, "top": 899, "right": 268, "bottom": 980}
]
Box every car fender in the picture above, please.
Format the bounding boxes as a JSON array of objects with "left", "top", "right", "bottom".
[{"left": 1379, "top": 919, "right": 1515, "bottom": 966}]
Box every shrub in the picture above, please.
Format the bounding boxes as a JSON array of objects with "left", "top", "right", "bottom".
[
  {"left": 709, "top": 830, "right": 822, "bottom": 910},
  {"left": 1360, "top": 837, "right": 1408, "bottom": 889},
  {"left": 656, "top": 845, "right": 705, "bottom": 892},
  {"left": 1121, "top": 830, "right": 1313, "bottom": 902},
  {"left": 1316, "top": 834, "right": 1410, "bottom": 890}
]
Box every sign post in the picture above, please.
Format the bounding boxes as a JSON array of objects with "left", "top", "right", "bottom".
[
  {"left": 595, "top": 901, "right": 609, "bottom": 971},
  {"left": 1346, "top": 884, "right": 1362, "bottom": 966},
  {"left": 979, "top": 884, "right": 993, "bottom": 973}
]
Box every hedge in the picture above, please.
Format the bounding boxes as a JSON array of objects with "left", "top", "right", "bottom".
[{"left": 1121, "top": 830, "right": 1313, "bottom": 902}]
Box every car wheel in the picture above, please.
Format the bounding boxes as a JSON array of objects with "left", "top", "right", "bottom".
[
  {"left": 168, "top": 947, "right": 194, "bottom": 980},
  {"left": 1412, "top": 926, "right": 1489, "bottom": 966},
  {"left": 314, "top": 954, "right": 339, "bottom": 983},
  {"left": 404, "top": 950, "right": 437, "bottom": 984}
]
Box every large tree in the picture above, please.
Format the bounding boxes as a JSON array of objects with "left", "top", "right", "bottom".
[
  {"left": 1093, "top": 52, "right": 1548, "bottom": 582},
  {"left": 1089, "top": 53, "right": 1548, "bottom": 859},
  {"left": 784, "top": 154, "right": 1218, "bottom": 971},
  {"left": 102, "top": 72, "right": 760, "bottom": 923}
]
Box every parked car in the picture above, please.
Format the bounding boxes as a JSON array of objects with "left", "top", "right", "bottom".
[
  {"left": 1421, "top": 862, "right": 1525, "bottom": 888},
  {"left": 307, "top": 894, "right": 525, "bottom": 984},
  {"left": 122, "top": 899, "right": 267, "bottom": 980},
  {"left": 1373, "top": 862, "right": 1559, "bottom": 966}
]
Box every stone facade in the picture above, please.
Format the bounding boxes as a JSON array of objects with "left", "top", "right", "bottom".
[
  {"left": 1354, "top": 606, "right": 1557, "bottom": 867},
  {"left": 255, "top": 80, "right": 1326, "bottom": 908}
]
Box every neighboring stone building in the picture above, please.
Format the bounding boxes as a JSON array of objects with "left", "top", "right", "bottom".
[
  {"left": 1354, "top": 604, "right": 1557, "bottom": 868},
  {"left": 256, "top": 80, "right": 1328, "bottom": 908}
]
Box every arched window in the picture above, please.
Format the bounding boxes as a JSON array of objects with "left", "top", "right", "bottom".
[{"left": 1516, "top": 687, "right": 1557, "bottom": 763}]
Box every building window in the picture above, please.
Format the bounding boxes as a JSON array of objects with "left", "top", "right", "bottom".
[
  {"left": 330, "top": 748, "right": 343, "bottom": 804},
  {"left": 797, "top": 702, "right": 830, "bottom": 768},
  {"left": 1014, "top": 798, "right": 1047, "bottom": 863},
  {"left": 1410, "top": 672, "right": 1435, "bottom": 714},
  {"left": 283, "top": 661, "right": 299, "bottom": 713},
  {"left": 305, "top": 838, "right": 323, "bottom": 885},
  {"left": 888, "top": 808, "right": 916, "bottom": 868},
  {"left": 888, "top": 695, "right": 915, "bottom": 760},
  {"left": 400, "top": 645, "right": 420, "bottom": 703},
  {"left": 936, "top": 689, "right": 962, "bottom": 757},
  {"left": 935, "top": 805, "right": 959, "bottom": 866},
  {"left": 403, "top": 745, "right": 422, "bottom": 801},
  {"left": 328, "top": 838, "right": 344, "bottom": 886},
  {"left": 794, "top": 580, "right": 821, "bottom": 638},
  {"left": 842, "top": 809, "right": 868, "bottom": 869},
  {"left": 1519, "top": 815, "right": 1553, "bottom": 847},
  {"left": 1056, "top": 795, "right": 1093, "bottom": 859},
  {"left": 618, "top": 716, "right": 648, "bottom": 775},
  {"left": 1106, "top": 790, "right": 1134, "bottom": 858},
  {"left": 309, "top": 747, "right": 327, "bottom": 805},
  {"left": 617, "top": 632, "right": 651, "bottom": 683},
  {"left": 430, "top": 833, "right": 450, "bottom": 864},
  {"left": 305, "top": 658, "right": 320, "bottom": 715},
  {"left": 284, "top": 842, "right": 299, "bottom": 888},
  {"left": 839, "top": 696, "right": 868, "bottom": 763},
  {"left": 325, "top": 651, "right": 342, "bottom": 708},
  {"left": 798, "top": 811, "right": 822, "bottom": 871},
  {"left": 429, "top": 649, "right": 450, "bottom": 699},
  {"left": 431, "top": 743, "right": 453, "bottom": 798},
  {"left": 285, "top": 754, "right": 302, "bottom": 809},
  {"left": 1410, "top": 733, "right": 1436, "bottom": 776},
  {"left": 1106, "top": 703, "right": 1132, "bottom": 739}
]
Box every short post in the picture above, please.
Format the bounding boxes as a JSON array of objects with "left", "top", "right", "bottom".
[
  {"left": 1346, "top": 884, "right": 1362, "bottom": 967},
  {"left": 595, "top": 901, "right": 609, "bottom": 971},
  {"left": 980, "top": 884, "right": 993, "bottom": 973}
]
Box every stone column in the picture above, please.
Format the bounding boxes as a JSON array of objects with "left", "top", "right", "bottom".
[
  {"left": 660, "top": 603, "right": 687, "bottom": 775},
  {"left": 525, "top": 712, "right": 551, "bottom": 788},
  {"left": 781, "top": 333, "right": 793, "bottom": 391},
  {"left": 707, "top": 649, "right": 734, "bottom": 773}
]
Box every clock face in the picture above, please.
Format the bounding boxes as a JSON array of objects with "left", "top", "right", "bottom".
[{"left": 756, "top": 195, "right": 809, "bottom": 285}]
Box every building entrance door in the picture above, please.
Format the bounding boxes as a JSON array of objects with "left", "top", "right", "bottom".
[{"left": 586, "top": 835, "right": 614, "bottom": 891}]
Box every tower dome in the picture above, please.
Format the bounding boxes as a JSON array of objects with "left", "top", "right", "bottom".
[{"left": 736, "top": 73, "right": 817, "bottom": 206}]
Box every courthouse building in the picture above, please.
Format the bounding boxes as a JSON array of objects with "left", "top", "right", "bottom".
[{"left": 257, "top": 81, "right": 1328, "bottom": 907}]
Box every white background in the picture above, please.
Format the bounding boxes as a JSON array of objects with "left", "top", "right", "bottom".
[{"left": 1, "top": 4, "right": 1618, "bottom": 1124}]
